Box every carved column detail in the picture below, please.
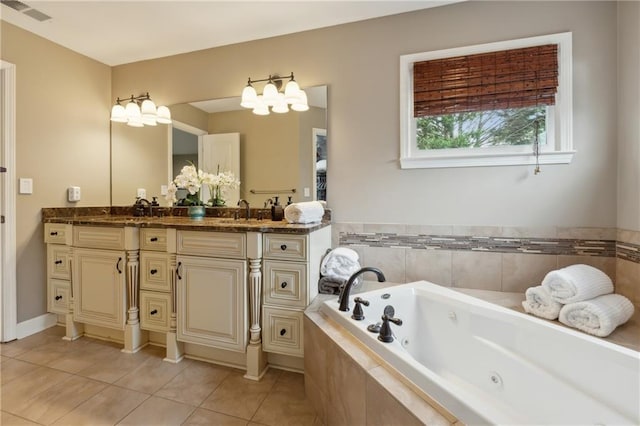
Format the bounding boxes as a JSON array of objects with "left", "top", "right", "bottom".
[
  {"left": 169, "top": 253, "right": 177, "bottom": 331},
  {"left": 248, "top": 257, "right": 262, "bottom": 344},
  {"left": 126, "top": 249, "right": 140, "bottom": 325}
]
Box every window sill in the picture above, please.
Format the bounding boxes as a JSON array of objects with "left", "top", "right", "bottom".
[{"left": 400, "top": 150, "right": 576, "bottom": 169}]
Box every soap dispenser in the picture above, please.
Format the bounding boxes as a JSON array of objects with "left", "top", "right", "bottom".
[
  {"left": 287, "top": 196, "right": 293, "bottom": 205},
  {"left": 271, "top": 196, "right": 284, "bottom": 221}
]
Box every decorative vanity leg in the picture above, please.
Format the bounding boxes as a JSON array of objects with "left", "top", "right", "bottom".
[
  {"left": 245, "top": 232, "right": 267, "bottom": 381},
  {"left": 63, "top": 254, "right": 83, "bottom": 341},
  {"left": 123, "top": 249, "right": 145, "bottom": 353},
  {"left": 164, "top": 254, "right": 184, "bottom": 363}
]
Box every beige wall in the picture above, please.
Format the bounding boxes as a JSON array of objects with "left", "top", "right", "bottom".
[
  {"left": 0, "top": 22, "right": 111, "bottom": 322},
  {"left": 112, "top": 1, "right": 619, "bottom": 228}
]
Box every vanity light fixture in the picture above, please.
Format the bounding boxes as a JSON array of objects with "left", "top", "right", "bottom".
[
  {"left": 240, "top": 72, "right": 309, "bottom": 115},
  {"left": 110, "top": 92, "right": 172, "bottom": 127}
]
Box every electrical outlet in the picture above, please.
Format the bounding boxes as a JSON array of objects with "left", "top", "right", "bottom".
[
  {"left": 303, "top": 187, "right": 310, "bottom": 197},
  {"left": 67, "top": 186, "right": 81, "bottom": 202},
  {"left": 136, "top": 188, "right": 146, "bottom": 199},
  {"left": 160, "top": 185, "right": 168, "bottom": 196}
]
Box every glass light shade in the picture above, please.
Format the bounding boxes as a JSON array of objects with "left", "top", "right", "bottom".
[
  {"left": 252, "top": 95, "right": 270, "bottom": 116},
  {"left": 240, "top": 85, "right": 258, "bottom": 108},
  {"left": 110, "top": 104, "right": 127, "bottom": 122},
  {"left": 262, "top": 81, "right": 279, "bottom": 106},
  {"left": 126, "top": 116, "right": 144, "bottom": 127},
  {"left": 272, "top": 93, "right": 289, "bottom": 113},
  {"left": 284, "top": 80, "right": 301, "bottom": 104},
  {"left": 140, "top": 99, "right": 157, "bottom": 119},
  {"left": 142, "top": 116, "right": 157, "bottom": 126},
  {"left": 291, "top": 90, "right": 309, "bottom": 112},
  {"left": 155, "top": 105, "right": 172, "bottom": 124},
  {"left": 125, "top": 101, "right": 142, "bottom": 119}
]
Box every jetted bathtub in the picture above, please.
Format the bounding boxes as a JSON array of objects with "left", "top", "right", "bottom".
[{"left": 320, "top": 281, "right": 639, "bottom": 425}]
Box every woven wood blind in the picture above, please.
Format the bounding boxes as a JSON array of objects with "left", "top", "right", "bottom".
[{"left": 413, "top": 44, "right": 558, "bottom": 117}]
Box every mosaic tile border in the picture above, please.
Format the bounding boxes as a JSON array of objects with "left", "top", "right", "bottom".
[
  {"left": 339, "top": 232, "right": 618, "bottom": 258},
  {"left": 617, "top": 241, "right": 640, "bottom": 263}
]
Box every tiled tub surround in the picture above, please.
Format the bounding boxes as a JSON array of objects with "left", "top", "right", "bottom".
[{"left": 332, "top": 224, "right": 640, "bottom": 305}]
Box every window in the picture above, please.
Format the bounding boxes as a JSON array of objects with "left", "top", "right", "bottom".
[{"left": 400, "top": 33, "right": 574, "bottom": 169}]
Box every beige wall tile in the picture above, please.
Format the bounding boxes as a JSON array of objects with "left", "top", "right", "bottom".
[
  {"left": 332, "top": 222, "right": 364, "bottom": 247},
  {"left": 452, "top": 252, "right": 502, "bottom": 291},
  {"left": 618, "top": 228, "right": 640, "bottom": 245},
  {"left": 405, "top": 249, "right": 452, "bottom": 286},
  {"left": 452, "top": 226, "right": 503, "bottom": 237},
  {"left": 326, "top": 343, "right": 367, "bottom": 426},
  {"left": 365, "top": 375, "right": 424, "bottom": 426},
  {"left": 405, "top": 225, "right": 454, "bottom": 236},
  {"left": 616, "top": 258, "right": 640, "bottom": 305},
  {"left": 303, "top": 317, "right": 328, "bottom": 395},
  {"left": 361, "top": 246, "right": 406, "bottom": 284},
  {"left": 363, "top": 223, "right": 407, "bottom": 234},
  {"left": 500, "top": 226, "right": 557, "bottom": 238},
  {"left": 304, "top": 372, "right": 327, "bottom": 425},
  {"left": 557, "top": 256, "right": 616, "bottom": 281},
  {"left": 557, "top": 227, "right": 617, "bottom": 240},
  {"left": 501, "top": 253, "right": 557, "bottom": 293}
]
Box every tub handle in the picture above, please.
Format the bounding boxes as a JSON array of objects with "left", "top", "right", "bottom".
[
  {"left": 352, "top": 297, "right": 369, "bottom": 321},
  {"left": 378, "top": 307, "right": 402, "bottom": 343}
]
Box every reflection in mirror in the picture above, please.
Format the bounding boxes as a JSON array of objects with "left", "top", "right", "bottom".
[{"left": 110, "top": 86, "right": 327, "bottom": 208}]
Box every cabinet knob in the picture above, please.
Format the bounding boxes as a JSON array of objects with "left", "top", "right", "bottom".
[
  {"left": 280, "top": 282, "right": 288, "bottom": 289},
  {"left": 50, "top": 231, "right": 58, "bottom": 236},
  {"left": 150, "top": 237, "right": 158, "bottom": 242},
  {"left": 55, "top": 295, "right": 63, "bottom": 300},
  {"left": 280, "top": 244, "right": 287, "bottom": 251},
  {"left": 150, "top": 309, "right": 158, "bottom": 315},
  {"left": 150, "top": 269, "right": 158, "bottom": 275},
  {"left": 54, "top": 260, "right": 63, "bottom": 265},
  {"left": 280, "top": 328, "right": 287, "bottom": 336}
]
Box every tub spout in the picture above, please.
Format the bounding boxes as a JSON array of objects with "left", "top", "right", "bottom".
[{"left": 338, "top": 267, "right": 386, "bottom": 312}]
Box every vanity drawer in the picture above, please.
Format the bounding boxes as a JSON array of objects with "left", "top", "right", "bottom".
[
  {"left": 177, "top": 231, "right": 246, "bottom": 259},
  {"left": 263, "top": 234, "right": 308, "bottom": 261},
  {"left": 48, "top": 245, "right": 71, "bottom": 280},
  {"left": 264, "top": 260, "right": 307, "bottom": 308},
  {"left": 48, "top": 279, "right": 71, "bottom": 315},
  {"left": 262, "top": 307, "right": 304, "bottom": 357},
  {"left": 73, "top": 226, "right": 126, "bottom": 250},
  {"left": 140, "top": 229, "right": 168, "bottom": 252},
  {"left": 140, "top": 252, "right": 171, "bottom": 292},
  {"left": 140, "top": 291, "right": 171, "bottom": 332},
  {"left": 44, "top": 223, "right": 73, "bottom": 245}
]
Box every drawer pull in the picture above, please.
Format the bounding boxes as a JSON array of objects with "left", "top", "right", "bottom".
[
  {"left": 150, "top": 269, "right": 158, "bottom": 275},
  {"left": 150, "top": 309, "right": 158, "bottom": 315},
  {"left": 116, "top": 257, "right": 122, "bottom": 274},
  {"left": 280, "top": 244, "right": 287, "bottom": 251},
  {"left": 50, "top": 231, "right": 58, "bottom": 236},
  {"left": 281, "top": 282, "right": 288, "bottom": 289},
  {"left": 150, "top": 237, "right": 158, "bottom": 242},
  {"left": 280, "top": 328, "right": 287, "bottom": 336},
  {"left": 54, "top": 260, "right": 63, "bottom": 265},
  {"left": 55, "top": 295, "right": 63, "bottom": 300},
  {"left": 176, "top": 262, "right": 182, "bottom": 280}
]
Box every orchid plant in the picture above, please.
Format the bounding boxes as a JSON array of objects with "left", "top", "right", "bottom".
[{"left": 165, "top": 163, "right": 239, "bottom": 207}]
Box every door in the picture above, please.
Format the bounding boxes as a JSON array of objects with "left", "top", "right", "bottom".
[{"left": 199, "top": 133, "right": 240, "bottom": 204}]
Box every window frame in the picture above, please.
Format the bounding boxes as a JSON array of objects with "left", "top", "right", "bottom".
[{"left": 399, "top": 32, "right": 574, "bottom": 169}]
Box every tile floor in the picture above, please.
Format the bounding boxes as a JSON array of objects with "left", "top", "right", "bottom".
[{"left": 0, "top": 326, "right": 321, "bottom": 426}]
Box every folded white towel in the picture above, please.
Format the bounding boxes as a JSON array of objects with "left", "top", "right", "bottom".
[
  {"left": 521, "top": 285, "right": 563, "bottom": 320},
  {"left": 559, "top": 294, "right": 635, "bottom": 337},
  {"left": 541, "top": 264, "right": 613, "bottom": 304},
  {"left": 320, "top": 247, "right": 361, "bottom": 281},
  {"left": 284, "top": 201, "right": 324, "bottom": 224}
]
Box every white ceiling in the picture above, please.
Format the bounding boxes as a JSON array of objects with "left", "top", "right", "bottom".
[{"left": 1, "top": 0, "right": 460, "bottom": 66}]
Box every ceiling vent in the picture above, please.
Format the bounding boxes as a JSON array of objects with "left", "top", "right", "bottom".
[{"left": 1, "top": 0, "right": 51, "bottom": 22}]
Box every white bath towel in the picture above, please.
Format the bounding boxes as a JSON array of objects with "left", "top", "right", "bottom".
[
  {"left": 320, "top": 247, "right": 361, "bottom": 281},
  {"left": 559, "top": 294, "right": 635, "bottom": 337},
  {"left": 521, "top": 285, "right": 563, "bottom": 320},
  {"left": 541, "top": 264, "right": 613, "bottom": 304},
  {"left": 284, "top": 201, "right": 324, "bottom": 224}
]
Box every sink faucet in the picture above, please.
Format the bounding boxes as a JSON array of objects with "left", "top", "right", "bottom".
[
  {"left": 338, "top": 267, "right": 386, "bottom": 312},
  {"left": 237, "top": 199, "right": 250, "bottom": 220},
  {"left": 134, "top": 197, "right": 152, "bottom": 217}
]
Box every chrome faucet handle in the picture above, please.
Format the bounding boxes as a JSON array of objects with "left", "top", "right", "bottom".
[{"left": 351, "top": 297, "right": 369, "bottom": 321}]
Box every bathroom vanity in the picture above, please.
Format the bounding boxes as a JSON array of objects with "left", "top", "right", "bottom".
[{"left": 43, "top": 209, "right": 330, "bottom": 379}]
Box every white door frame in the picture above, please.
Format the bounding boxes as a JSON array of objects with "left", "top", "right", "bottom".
[{"left": 0, "top": 60, "right": 17, "bottom": 342}]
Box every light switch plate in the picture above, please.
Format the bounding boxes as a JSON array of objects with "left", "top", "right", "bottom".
[
  {"left": 160, "top": 185, "right": 168, "bottom": 196},
  {"left": 19, "top": 178, "right": 33, "bottom": 194},
  {"left": 303, "top": 187, "right": 310, "bottom": 197}
]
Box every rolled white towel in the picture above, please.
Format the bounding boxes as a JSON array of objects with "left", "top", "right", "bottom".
[
  {"left": 541, "top": 264, "right": 613, "bottom": 304},
  {"left": 320, "top": 247, "right": 361, "bottom": 281},
  {"left": 521, "top": 285, "right": 563, "bottom": 320},
  {"left": 284, "top": 201, "right": 324, "bottom": 224},
  {"left": 559, "top": 294, "right": 635, "bottom": 337}
]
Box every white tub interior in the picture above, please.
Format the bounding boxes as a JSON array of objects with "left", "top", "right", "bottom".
[{"left": 320, "top": 281, "right": 640, "bottom": 425}]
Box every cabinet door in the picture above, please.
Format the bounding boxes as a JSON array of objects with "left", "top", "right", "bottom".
[
  {"left": 73, "top": 248, "right": 127, "bottom": 330},
  {"left": 176, "top": 256, "right": 247, "bottom": 352}
]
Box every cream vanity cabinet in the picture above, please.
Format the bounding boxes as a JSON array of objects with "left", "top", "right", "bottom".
[
  {"left": 261, "top": 227, "right": 330, "bottom": 357},
  {"left": 44, "top": 223, "right": 73, "bottom": 316},
  {"left": 176, "top": 230, "right": 248, "bottom": 352},
  {"left": 139, "top": 228, "right": 174, "bottom": 333}
]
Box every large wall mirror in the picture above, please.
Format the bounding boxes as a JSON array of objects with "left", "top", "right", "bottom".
[{"left": 111, "top": 85, "right": 327, "bottom": 208}]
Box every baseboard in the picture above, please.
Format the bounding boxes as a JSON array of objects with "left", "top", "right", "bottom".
[{"left": 16, "top": 313, "right": 58, "bottom": 339}]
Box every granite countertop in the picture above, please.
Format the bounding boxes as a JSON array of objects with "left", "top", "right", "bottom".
[{"left": 308, "top": 281, "right": 639, "bottom": 352}]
